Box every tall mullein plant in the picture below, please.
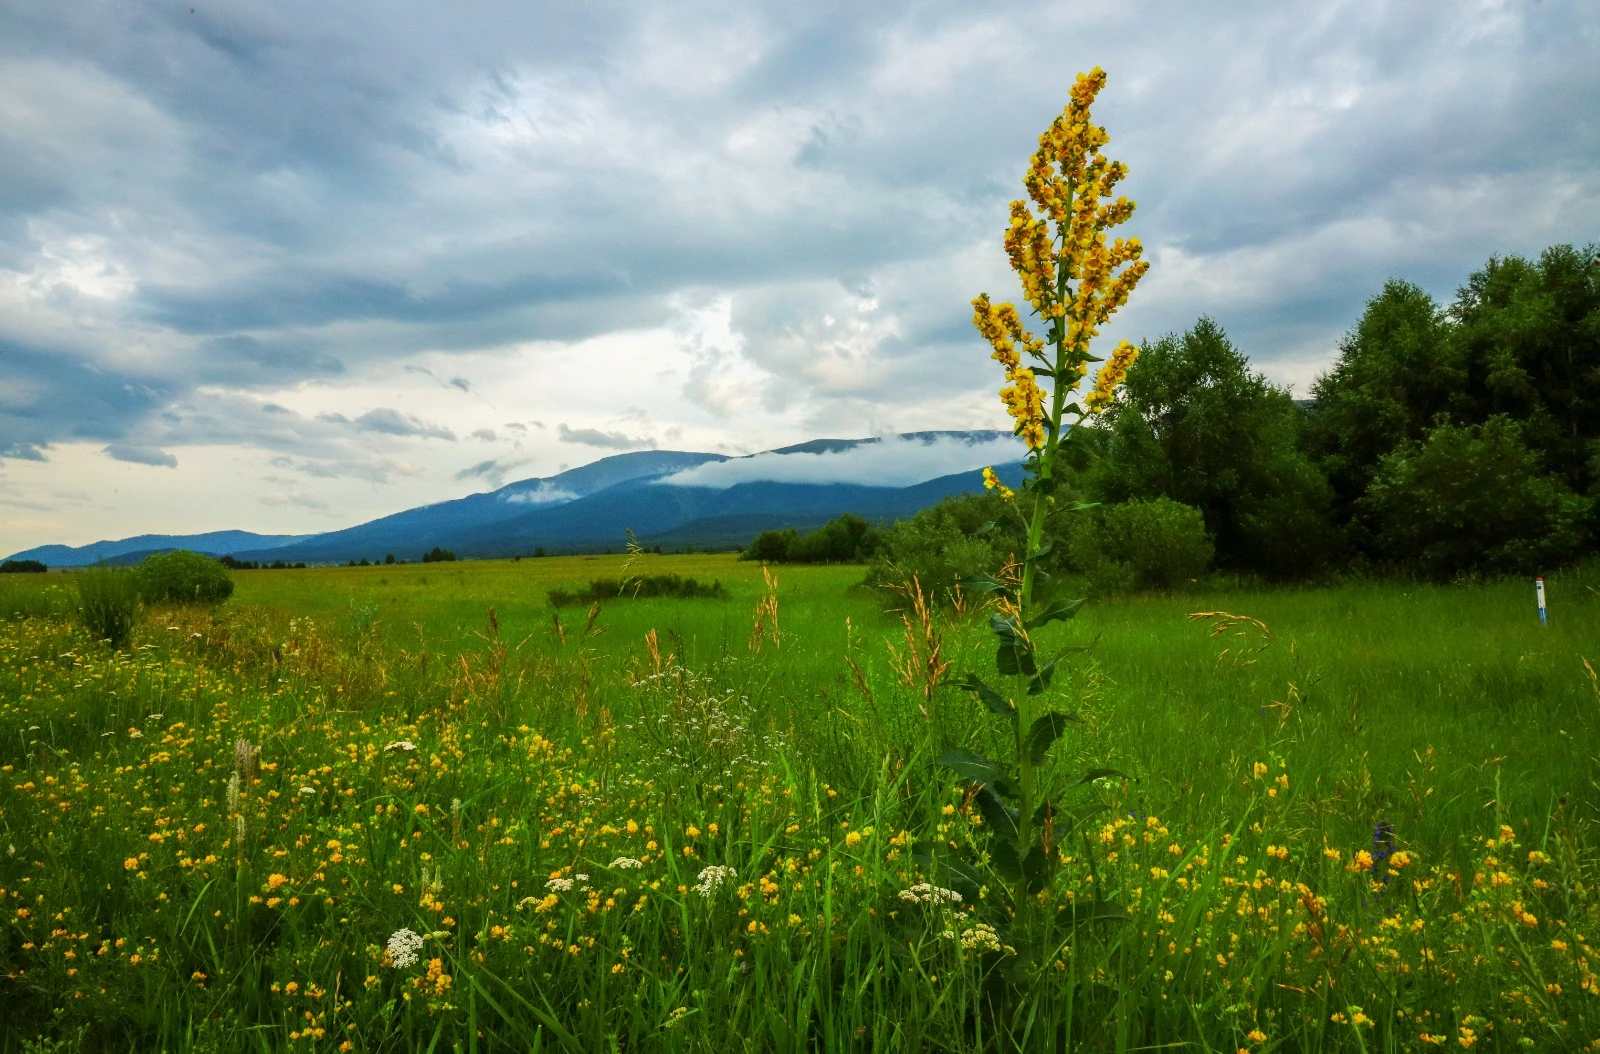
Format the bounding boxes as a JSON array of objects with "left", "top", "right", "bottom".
[{"left": 943, "top": 68, "right": 1147, "bottom": 940}]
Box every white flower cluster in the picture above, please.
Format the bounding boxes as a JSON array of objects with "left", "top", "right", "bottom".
[
  {"left": 386, "top": 927, "right": 424, "bottom": 968},
  {"left": 545, "top": 877, "right": 574, "bottom": 892},
  {"left": 941, "top": 922, "right": 1010, "bottom": 956},
  {"left": 609, "top": 856, "right": 645, "bottom": 870},
  {"left": 298, "top": 786, "right": 315, "bottom": 796},
  {"left": 898, "top": 883, "right": 962, "bottom": 905},
  {"left": 384, "top": 740, "right": 417, "bottom": 753},
  {"left": 693, "top": 865, "right": 737, "bottom": 898}
]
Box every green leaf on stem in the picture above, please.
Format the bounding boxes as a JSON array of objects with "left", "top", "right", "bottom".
[
  {"left": 1026, "top": 659, "right": 1057, "bottom": 695},
  {"left": 959, "top": 572, "right": 1014, "bottom": 601},
  {"left": 947, "top": 672, "right": 1015, "bottom": 723},
  {"left": 973, "top": 784, "right": 1019, "bottom": 843},
  {"left": 990, "top": 615, "right": 1037, "bottom": 677},
  {"left": 1025, "top": 711, "right": 1080, "bottom": 763},
  {"left": 935, "top": 748, "right": 1008, "bottom": 787},
  {"left": 1025, "top": 596, "right": 1085, "bottom": 629}
]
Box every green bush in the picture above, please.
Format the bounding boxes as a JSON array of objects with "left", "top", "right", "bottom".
[
  {"left": 137, "top": 550, "right": 235, "bottom": 604},
  {"left": 1066, "top": 497, "right": 1214, "bottom": 594},
  {"left": 548, "top": 574, "right": 729, "bottom": 608},
  {"left": 865, "top": 492, "right": 1013, "bottom": 600},
  {"left": 75, "top": 567, "right": 141, "bottom": 646},
  {"left": 1, "top": 558, "right": 47, "bottom": 573},
  {"left": 743, "top": 514, "right": 880, "bottom": 564},
  {"left": 743, "top": 529, "right": 798, "bottom": 563},
  {"left": 1358, "top": 416, "right": 1591, "bottom": 580},
  {"left": 421, "top": 546, "right": 457, "bottom": 563}
]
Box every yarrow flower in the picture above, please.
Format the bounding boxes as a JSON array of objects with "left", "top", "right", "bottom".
[
  {"left": 693, "top": 865, "right": 737, "bottom": 898},
  {"left": 941, "top": 922, "right": 1010, "bottom": 955},
  {"left": 609, "top": 857, "right": 645, "bottom": 870},
  {"left": 386, "top": 928, "right": 424, "bottom": 969},
  {"left": 898, "top": 883, "right": 962, "bottom": 905},
  {"left": 545, "top": 877, "right": 575, "bottom": 892},
  {"left": 384, "top": 740, "right": 417, "bottom": 753}
]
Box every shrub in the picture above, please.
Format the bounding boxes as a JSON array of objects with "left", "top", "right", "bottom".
[
  {"left": 865, "top": 492, "right": 1013, "bottom": 600},
  {"left": 1066, "top": 497, "right": 1214, "bottom": 594},
  {"left": 548, "top": 574, "right": 729, "bottom": 607},
  {"left": 421, "top": 546, "right": 457, "bottom": 563},
  {"left": 137, "top": 550, "right": 235, "bottom": 604},
  {"left": 1358, "top": 416, "right": 1591, "bottom": 580},
  {"left": 0, "top": 558, "right": 47, "bottom": 573},
  {"left": 743, "top": 514, "right": 880, "bottom": 564},
  {"left": 76, "top": 567, "right": 140, "bottom": 646},
  {"left": 743, "top": 529, "right": 797, "bottom": 563}
]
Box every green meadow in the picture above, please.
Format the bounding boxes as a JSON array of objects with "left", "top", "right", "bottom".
[{"left": 1, "top": 557, "right": 1598, "bottom": 1050}]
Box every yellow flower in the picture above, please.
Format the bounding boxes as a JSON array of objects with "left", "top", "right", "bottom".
[
  {"left": 1389, "top": 850, "right": 1412, "bottom": 868},
  {"left": 844, "top": 831, "right": 863, "bottom": 849},
  {"left": 266, "top": 873, "right": 289, "bottom": 890},
  {"left": 981, "top": 467, "right": 1016, "bottom": 502},
  {"left": 973, "top": 68, "right": 1146, "bottom": 446}
]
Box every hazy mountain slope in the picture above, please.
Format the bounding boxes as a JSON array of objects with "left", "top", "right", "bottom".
[
  {"left": 6, "top": 531, "right": 309, "bottom": 568},
  {"left": 199, "top": 450, "right": 728, "bottom": 564}
]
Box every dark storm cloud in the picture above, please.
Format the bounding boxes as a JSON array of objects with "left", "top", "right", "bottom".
[{"left": 0, "top": 0, "right": 1596, "bottom": 466}]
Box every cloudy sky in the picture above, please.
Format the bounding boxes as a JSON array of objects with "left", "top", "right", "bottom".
[{"left": 2, "top": 0, "right": 1596, "bottom": 554}]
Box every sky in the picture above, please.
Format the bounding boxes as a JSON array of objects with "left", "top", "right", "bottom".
[{"left": 2, "top": 0, "right": 1597, "bottom": 554}]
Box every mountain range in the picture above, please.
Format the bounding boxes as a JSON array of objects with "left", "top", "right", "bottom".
[{"left": 7, "top": 431, "right": 1022, "bottom": 567}]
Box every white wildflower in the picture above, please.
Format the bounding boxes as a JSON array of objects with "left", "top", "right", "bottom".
[
  {"left": 545, "top": 877, "right": 574, "bottom": 892},
  {"left": 226, "top": 773, "right": 240, "bottom": 814},
  {"left": 898, "top": 883, "right": 962, "bottom": 905},
  {"left": 127, "top": 728, "right": 143, "bottom": 739},
  {"left": 384, "top": 740, "right": 417, "bottom": 753},
  {"left": 693, "top": 865, "right": 737, "bottom": 898},
  {"left": 948, "top": 922, "right": 1011, "bottom": 956},
  {"left": 298, "top": 787, "right": 315, "bottom": 796},
  {"left": 386, "top": 927, "right": 424, "bottom": 968},
  {"left": 609, "top": 856, "right": 644, "bottom": 870}
]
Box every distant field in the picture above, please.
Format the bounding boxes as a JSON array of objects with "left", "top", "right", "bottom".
[
  {"left": 221, "top": 554, "right": 1600, "bottom": 855},
  {"left": 1, "top": 557, "right": 1597, "bottom": 1049}
]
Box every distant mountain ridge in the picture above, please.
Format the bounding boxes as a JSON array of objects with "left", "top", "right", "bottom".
[
  {"left": 8, "top": 530, "right": 310, "bottom": 569},
  {"left": 9, "top": 431, "right": 1020, "bottom": 566}
]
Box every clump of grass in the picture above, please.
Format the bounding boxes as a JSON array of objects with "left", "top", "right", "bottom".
[
  {"left": 548, "top": 573, "right": 729, "bottom": 607},
  {"left": 0, "top": 578, "right": 67, "bottom": 621},
  {"left": 74, "top": 566, "right": 140, "bottom": 646}
]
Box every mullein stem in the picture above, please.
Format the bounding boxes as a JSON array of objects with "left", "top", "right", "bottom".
[{"left": 1012, "top": 201, "right": 1076, "bottom": 937}]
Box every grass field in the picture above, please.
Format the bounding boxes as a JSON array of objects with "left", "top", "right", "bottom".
[{"left": 1, "top": 556, "right": 1597, "bottom": 1051}]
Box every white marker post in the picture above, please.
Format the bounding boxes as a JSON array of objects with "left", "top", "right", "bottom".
[{"left": 1536, "top": 577, "right": 1547, "bottom": 626}]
